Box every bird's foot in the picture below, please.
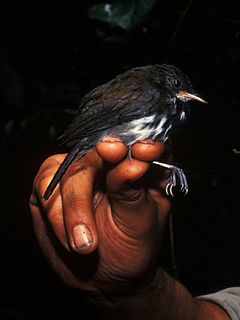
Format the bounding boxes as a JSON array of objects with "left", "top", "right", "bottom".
[{"left": 152, "top": 161, "right": 188, "bottom": 196}]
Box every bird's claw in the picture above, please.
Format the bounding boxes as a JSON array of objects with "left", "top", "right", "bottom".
[
  {"left": 166, "top": 170, "right": 188, "bottom": 196},
  {"left": 166, "top": 183, "right": 174, "bottom": 197},
  {"left": 153, "top": 161, "right": 188, "bottom": 197}
]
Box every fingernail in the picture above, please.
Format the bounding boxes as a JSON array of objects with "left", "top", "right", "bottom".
[{"left": 72, "top": 224, "right": 93, "bottom": 251}]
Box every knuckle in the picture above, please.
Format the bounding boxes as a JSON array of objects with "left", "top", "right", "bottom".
[
  {"left": 127, "top": 160, "right": 149, "bottom": 179},
  {"left": 36, "top": 175, "right": 52, "bottom": 195},
  {"left": 33, "top": 154, "right": 66, "bottom": 196}
]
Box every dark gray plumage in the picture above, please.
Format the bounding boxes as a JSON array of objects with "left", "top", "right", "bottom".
[{"left": 44, "top": 64, "right": 206, "bottom": 200}]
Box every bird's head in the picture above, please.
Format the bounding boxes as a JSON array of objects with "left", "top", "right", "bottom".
[{"left": 157, "top": 64, "right": 207, "bottom": 104}]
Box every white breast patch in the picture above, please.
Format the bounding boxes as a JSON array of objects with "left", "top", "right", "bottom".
[{"left": 122, "top": 114, "right": 171, "bottom": 143}]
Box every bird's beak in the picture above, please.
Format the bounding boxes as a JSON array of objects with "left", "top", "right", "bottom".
[{"left": 177, "top": 91, "right": 208, "bottom": 104}]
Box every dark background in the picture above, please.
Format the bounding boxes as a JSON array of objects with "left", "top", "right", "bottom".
[{"left": 0, "top": 1, "right": 239, "bottom": 319}]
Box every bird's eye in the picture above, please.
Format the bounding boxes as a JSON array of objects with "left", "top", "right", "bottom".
[{"left": 174, "top": 79, "right": 181, "bottom": 88}]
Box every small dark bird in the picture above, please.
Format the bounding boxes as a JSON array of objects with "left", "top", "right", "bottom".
[{"left": 43, "top": 64, "right": 206, "bottom": 200}]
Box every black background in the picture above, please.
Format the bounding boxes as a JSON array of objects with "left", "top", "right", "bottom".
[{"left": 0, "top": 1, "right": 240, "bottom": 319}]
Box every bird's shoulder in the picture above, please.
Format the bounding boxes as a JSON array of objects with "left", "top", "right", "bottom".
[{"left": 79, "top": 66, "right": 162, "bottom": 115}]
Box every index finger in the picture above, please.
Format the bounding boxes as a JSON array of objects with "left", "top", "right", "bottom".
[
  {"left": 59, "top": 150, "right": 101, "bottom": 254},
  {"left": 31, "top": 154, "right": 69, "bottom": 250}
]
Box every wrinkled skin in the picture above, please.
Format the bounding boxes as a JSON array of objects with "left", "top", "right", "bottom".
[
  {"left": 29, "top": 140, "right": 230, "bottom": 319},
  {"left": 30, "top": 140, "right": 170, "bottom": 293}
]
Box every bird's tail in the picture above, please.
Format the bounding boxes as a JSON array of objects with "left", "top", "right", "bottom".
[{"left": 43, "top": 142, "right": 87, "bottom": 200}]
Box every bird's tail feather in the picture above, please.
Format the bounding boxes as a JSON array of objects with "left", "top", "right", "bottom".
[{"left": 43, "top": 142, "right": 86, "bottom": 200}]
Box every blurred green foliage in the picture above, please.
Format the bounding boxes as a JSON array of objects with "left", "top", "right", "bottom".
[{"left": 88, "top": 0, "right": 156, "bottom": 31}]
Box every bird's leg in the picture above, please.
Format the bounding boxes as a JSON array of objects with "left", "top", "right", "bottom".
[
  {"left": 152, "top": 161, "right": 188, "bottom": 196},
  {"left": 127, "top": 145, "right": 133, "bottom": 161}
]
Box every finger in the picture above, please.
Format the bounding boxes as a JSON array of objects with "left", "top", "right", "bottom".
[
  {"left": 96, "top": 139, "right": 165, "bottom": 163},
  {"left": 105, "top": 140, "right": 167, "bottom": 192},
  {"left": 131, "top": 140, "right": 165, "bottom": 161},
  {"left": 29, "top": 192, "right": 91, "bottom": 290},
  {"left": 105, "top": 157, "right": 164, "bottom": 240},
  {"left": 131, "top": 140, "right": 173, "bottom": 190},
  {"left": 33, "top": 155, "right": 70, "bottom": 250},
  {"left": 96, "top": 138, "right": 128, "bottom": 163},
  {"left": 60, "top": 150, "right": 100, "bottom": 254},
  {"left": 106, "top": 158, "right": 150, "bottom": 193}
]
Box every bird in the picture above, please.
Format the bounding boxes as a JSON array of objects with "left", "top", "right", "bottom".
[{"left": 43, "top": 64, "right": 206, "bottom": 200}]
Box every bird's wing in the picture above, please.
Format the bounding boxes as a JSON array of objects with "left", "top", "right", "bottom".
[{"left": 59, "top": 72, "right": 162, "bottom": 147}]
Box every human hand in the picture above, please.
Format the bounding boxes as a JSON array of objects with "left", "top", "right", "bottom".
[
  {"left": 29, "top": 140, "right": 171, "bottom": 295},
  {"left": 29, "top": 141, "right": 232, "bottom": 320}
]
